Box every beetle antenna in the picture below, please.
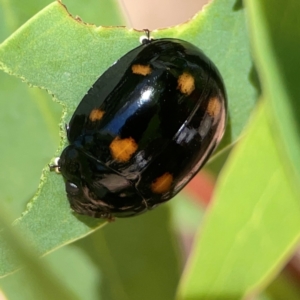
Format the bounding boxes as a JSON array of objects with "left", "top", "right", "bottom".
[
  {"left": 140, "top": 29, "right": 153, "bottom": 44},
  {"left": 144, "top": 29, "right": 150, "bottom": 40},
  {"left": 49, "top": 157, "right": 61, "bottom": 173}
]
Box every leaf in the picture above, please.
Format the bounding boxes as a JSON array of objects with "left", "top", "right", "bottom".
[
  {"left": 0, "top": 241, "right": 101, "bottom": 300},
  {"left": 64, "top": 0, "right": 125, "bottom": 26},
  {"left": 177, "top": 0, "right": 300, "bottom": 298},
  {"left": 0, "top": 206, "right": 77, "bottom": 300},
  {"left": 0, "top": 0, "right": 125, "bottom": 42},
  {"left": 75, "top": 206, "right": 182, "bottom": 300},
  {"left": 0, "top": 0, "right": 127, "bottom": 278},
  {"left": 0, "top": 71, "right": 61, "bottom": 220},
  {"left": 0, "top": 0, "right": 255, "bottom": 276},
  {"left": 246, "top": 0, "right": 300, "bottom": 184},
  {"left": 0, "top": 0, "right": 64, "bottom": 220},
  {"left": 177, "top": 102, "right": 300, "bottom": 300},
  {"left": 1, "top": 206, "right": 181, "bottom": 300}
]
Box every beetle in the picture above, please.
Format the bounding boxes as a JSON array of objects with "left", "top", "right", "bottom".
[{"left": 51, "top": 35, "right": 227, "bottom": 219}]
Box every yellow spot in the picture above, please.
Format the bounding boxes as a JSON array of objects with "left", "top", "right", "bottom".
[
  {"left": 89, "top": 109, "right": 105, "bottom": 122},
  {"left": 177, "top": 72, "right": 195, "bottom": 95},
  {"left": 131, "top": 64, "right": 152, "bottom": 76},
  {"left": 207, "top": 97, "right": 221, "bottom": 117},
  {"left": 109, "top": 137, "right": 138, "bottom": 162},
  {"left": 151, "top": 172, "right": 173, "bottom": 194}
]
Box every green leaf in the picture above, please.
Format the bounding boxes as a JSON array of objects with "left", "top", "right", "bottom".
[
  {"left": 177, "top": 0, "right": 300, "bottom": 298},
  {"left": 75, "top": 206, "right": 181, "bottom": 300},
  {"left": 0, "top": 242, "right": 101, "bottom": 300},
  {"left": 0, "top": 0, "right": 127, "bottom": 278},
  {"left": 245, "top": 0, "right": 300, "bottom": 185},
  {"left": 0, "top": 71, "right": 61, "bottom": 220},
  {"left": 0, "top": 0, "right": 255, "bottom": 277},
  {"left": 177, "top": 102, "right": 300, "bottom": 299},
  {"left": 0, "top": 206, "right": 77, "bottom": 300},
  {"left": 0, "top": 0, "right": 125, "bottom": 42},
  {"left": 1, "top": 206, "right": 181, "bottom": 300},
  {"left": 0, "top": 0, "right": 64, "bottom": 220},
  {"left": 64, "top": 0, "right": 125, "bottom": 26}
]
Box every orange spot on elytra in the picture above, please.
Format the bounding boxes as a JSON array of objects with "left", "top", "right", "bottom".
[
  {"left": 89, "top": 109, "right": 105, "bottom": 122},
  {"left": 177, "top": 72, "right": 195, "bottom": 95},
  {"left": 131, "top": 64, "right": 152, "bottom": 76},
  {"left": 151, "top": 172, "right": 173, "bottom": 194},
  {"left": 109, "top": 137, "right": 138, "bottom": 162},
  {"left": 207, "top": 97, "right": 221, "bottom": 117}
]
